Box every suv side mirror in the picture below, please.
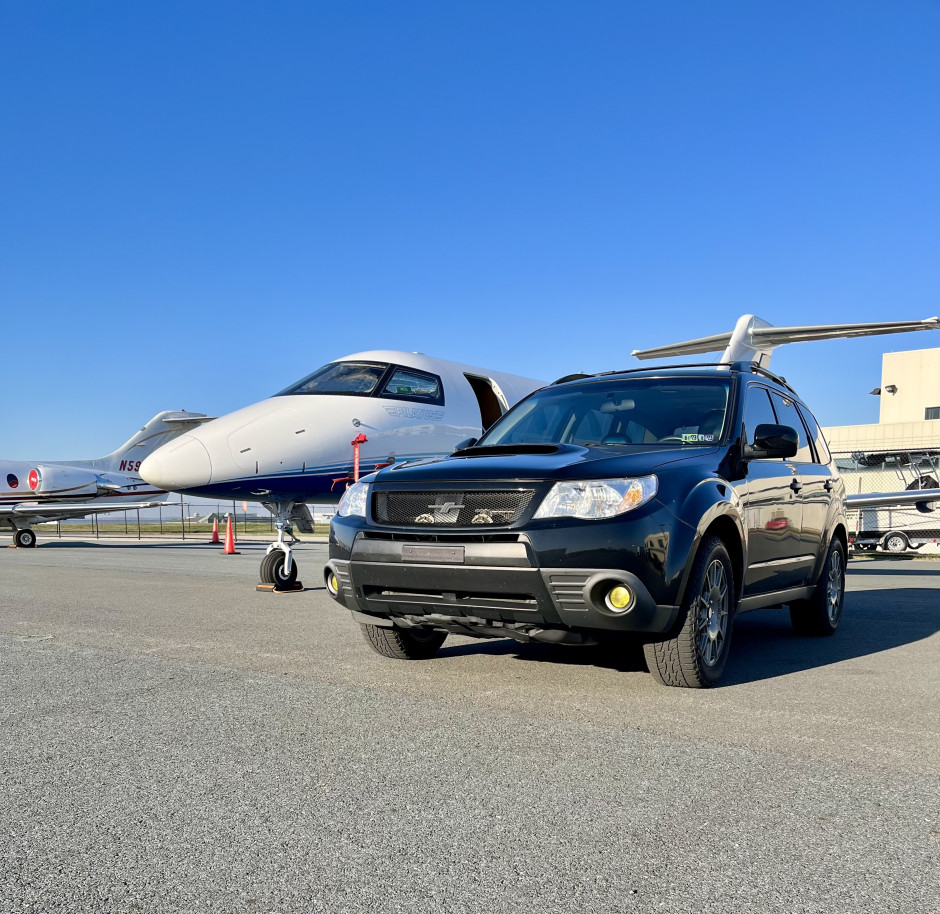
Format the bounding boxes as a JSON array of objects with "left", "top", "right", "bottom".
[
  {"left": 743, "top": 424, "right": 798, "bottom": 461},
  {"left": 454, "top": 437, "right": 478, "bottom": 453}
]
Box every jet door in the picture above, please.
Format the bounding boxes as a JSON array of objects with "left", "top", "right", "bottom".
[{"left": 464, "top": 375, "right": 508, "bottom": 430}]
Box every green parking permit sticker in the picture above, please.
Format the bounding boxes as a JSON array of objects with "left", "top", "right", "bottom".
[{"left": 682, "top": 433, "right": 714, "bottom": 443}]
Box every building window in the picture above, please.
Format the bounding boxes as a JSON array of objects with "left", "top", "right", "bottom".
[{"left": 925, "top": 407, "right": 940, "bottom": 420}]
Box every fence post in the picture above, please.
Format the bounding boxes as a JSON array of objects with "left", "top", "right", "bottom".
[
  {"left": 180, "top": 493, "right": 185, "bottom": 541},
  {"left": 137, "top": 508, "right": 141, "bottom": 541}
]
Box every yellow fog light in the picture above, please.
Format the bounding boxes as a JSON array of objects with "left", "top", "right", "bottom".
[
  {"left": 605, "top": 585, "right": 634, "bottom": 613},
  {"left": 327, "top": 573, "right": 340, "bottom": 596}
]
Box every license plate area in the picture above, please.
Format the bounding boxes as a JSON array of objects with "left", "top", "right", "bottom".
[{"left": 401, "top": 544, "right": 465, "bottom": 564}]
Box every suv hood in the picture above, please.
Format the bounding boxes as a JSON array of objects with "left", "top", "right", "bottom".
[{"left": 375, "top": 443, "right": 719, "bottom": 484}]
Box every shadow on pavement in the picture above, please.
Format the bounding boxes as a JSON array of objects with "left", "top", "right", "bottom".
[{"left": 437, "top": 580, "right": 939, "bottom": 685}]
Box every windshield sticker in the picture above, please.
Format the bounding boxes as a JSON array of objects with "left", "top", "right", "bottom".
[{"left": 682, "top": 433, "right": 714, "bottom": 443}]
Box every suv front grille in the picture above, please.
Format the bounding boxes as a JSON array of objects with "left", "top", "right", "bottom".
[{"left": 373, "top": 490, "right": 535, "bottom": 528}]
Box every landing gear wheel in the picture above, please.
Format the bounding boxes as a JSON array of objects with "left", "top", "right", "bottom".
[
  {"left": 643, "top": 536, "right": 734, "bottom": 688},
  {"left": 883, "top": 532, "right": 908, "bottom": 554},
  {"left": 260, "top": 550, "right": 298, "bottom": 588},
  {"left": 360, "top": 624, "right": 447, "bottom": 660},
  {"left": 14, "top": 529, "right": 37, "bottom": 548},
  {"left": 789, "top": 539, "right": 845, "bottom": 636}
]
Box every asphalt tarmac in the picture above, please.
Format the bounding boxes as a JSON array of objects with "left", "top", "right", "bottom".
[{"left": 1, "top": 538, "right": 937, "bottom": 913}]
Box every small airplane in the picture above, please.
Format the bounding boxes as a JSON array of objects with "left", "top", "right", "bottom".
[
  {"left": 1, "top": 410, "right": 212, "bottom": 547},
  {"left": 139, "top": 352, "right": 544, "bottom": 586}
]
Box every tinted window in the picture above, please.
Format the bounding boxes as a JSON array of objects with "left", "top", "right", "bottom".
[
  {"left": 743, "top": 386, "right": 778, "bottom": 448},
  {"left": 769, "top": 392, "right": 813, "bottom": 463},
  {"left": 277, "top": 361, "right": 388, "bottom": 396},
  {"left": 797, "top": 404, "right": 831, "bottom": 464},
  {"left": 480, "top": 377, "right": 732, "bottom": 447}
]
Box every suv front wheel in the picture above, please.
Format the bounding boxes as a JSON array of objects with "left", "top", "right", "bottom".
[
  {"left": 643, "top": 536, "right": 735, "bottom": 688},
  {"left": 361, "top": 624, "right": 448, "bottom": 660}
]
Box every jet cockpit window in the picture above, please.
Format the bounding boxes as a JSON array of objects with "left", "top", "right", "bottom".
[
  {"left": 276, "top": 362, "right": 389, "bottom": 397},
  {"left": 380, "top": 368, "right": 444, "bottom": 405}
]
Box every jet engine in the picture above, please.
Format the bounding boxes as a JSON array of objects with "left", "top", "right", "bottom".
[{"left": 27, "top": 465, "right": 108, "bottom": 497}]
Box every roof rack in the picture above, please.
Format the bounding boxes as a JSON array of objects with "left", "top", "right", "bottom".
[{"left": 551, "top": 362, "right": 740, "bottom": 385}]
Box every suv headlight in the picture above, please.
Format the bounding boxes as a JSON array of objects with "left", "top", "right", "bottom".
[
  {"left": 337, "top": 481, "right": 370, "bottom": 518},
  {"left": 533, "top": 476, "right": 658, "bottom": 520}
]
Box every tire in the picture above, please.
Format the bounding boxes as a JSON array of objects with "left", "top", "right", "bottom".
[
  {"left": 643, "top": 536, "right": 735, "bottom": 688},
  {"left": 789, "top": 539, "right": 845, "bottom": 636},
  {"left": 260, "top": 550, "right": 298, "bottom": 588},
  {"left": 883, "top": 532, "right": 908, "bottom": 554},
  {"left": 14, "top": 529, "right": 37, "bottom": 548},
  {"left": 360, "top": 623, "right": 447, "bottom": 660}
]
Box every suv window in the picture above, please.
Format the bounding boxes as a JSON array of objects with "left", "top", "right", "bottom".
[
  {"left": 797, "top": 404, "right": 831, "bottom": 464},
  {"left": 743, "top": 386, "right": 778, "bottom": 451},
  {"left": 769, "top": 392, "right": 813, "bottom": 463}
]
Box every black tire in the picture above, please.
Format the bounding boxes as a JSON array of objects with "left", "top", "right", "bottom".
[
  {"left": 14, "top": 529, "right": 37, "bottom": 548},
  {"left": 260, "top": 550, "right": 298, "bottom": 588},
  {"left": 643, "top": 536, "right": 735, "bottom": 688},
  {"left": 360, "top": 623, "right": 447, "bottom": 660},
  {"left": 883, "top": 532, "right": 908, "bottom": 554},
  {"left": 789, "top": 539, "right": 845, "bottom": 636}
]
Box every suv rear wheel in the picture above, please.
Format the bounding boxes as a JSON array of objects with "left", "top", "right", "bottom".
[
  {"left": 360, "top": 624, "right": 448, "bottom": 660},
  {"left": 789, "top": 539, "right": 845, "bottom": 636},
  {"left": 643, "top": 536, "right": 735, "bottom": 688}
]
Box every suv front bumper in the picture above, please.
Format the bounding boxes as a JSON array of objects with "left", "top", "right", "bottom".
[{"left": 326, "top": 534, "right": 680, "bottom": 639}]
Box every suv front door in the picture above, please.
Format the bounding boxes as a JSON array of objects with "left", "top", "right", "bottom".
[{"left": 740, "top": 384, "right": 805, "bottom": 595}]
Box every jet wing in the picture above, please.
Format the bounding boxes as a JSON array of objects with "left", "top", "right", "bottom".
[
  {"left": 2, "top": 500, "right": 169, "bottom": 520},
  {"left": 632, "top": 315, "right": 939, "bottom": 364},
  {"left": 846, "top": 489, "right": 940, "bottom": 513}
]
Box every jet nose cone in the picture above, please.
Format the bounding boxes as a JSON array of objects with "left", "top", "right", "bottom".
[{"left": 140, "top": 435, "right": 212, "bottom": 490}]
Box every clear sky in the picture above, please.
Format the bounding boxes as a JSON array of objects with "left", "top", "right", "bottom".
[{"left": 1, "top": 0, "right": 937, "bottom": 459}]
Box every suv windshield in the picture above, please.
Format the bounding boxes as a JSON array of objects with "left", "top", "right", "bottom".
[{"left": 478, "top": 377, "right": 732, "bottom": 447}]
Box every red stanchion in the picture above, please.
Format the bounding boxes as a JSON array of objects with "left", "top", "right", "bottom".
[{"left": 351, "top": 433, "right": 368, "bottom": 482}]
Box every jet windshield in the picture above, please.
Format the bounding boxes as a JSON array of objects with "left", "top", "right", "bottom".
[
  {"left": 478, "top": 377, "right": 732, "bottom": 447},
  {"left": 276, "top": 362, "right": 390, "bottom": 397},
  {"left": 276, "top": 361, "right": 445, "bottom": 404}
]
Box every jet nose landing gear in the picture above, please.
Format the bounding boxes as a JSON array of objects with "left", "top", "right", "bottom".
[{"left": 257, "top": 502, "right": 304, "bottom": 592}]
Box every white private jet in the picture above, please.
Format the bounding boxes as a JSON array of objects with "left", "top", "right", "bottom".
[
  {"left": 139, "top": 352, "right": 544, "bottom": 586},
  {"left": 1, "top": 410, "right": 212, "bottom": 547}
]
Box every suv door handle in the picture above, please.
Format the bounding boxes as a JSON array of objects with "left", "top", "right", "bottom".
[{"left": 790, "top": 479, "right": 803, "bottom": 493}]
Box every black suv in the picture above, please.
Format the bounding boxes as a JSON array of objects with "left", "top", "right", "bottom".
[{"left": 325, "top": 362, "right": 847, "bottom": 687}]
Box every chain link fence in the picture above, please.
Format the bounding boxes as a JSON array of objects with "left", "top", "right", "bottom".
[
  {"left": 834, "top": 447, "right": 940, "bottom": 554},
  {"left": 26, "top": 497, "right": 335, "bottom": 541}
]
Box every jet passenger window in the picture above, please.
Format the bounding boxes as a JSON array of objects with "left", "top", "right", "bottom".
[
  {"left": 276, "top": 361, "right": 389, "bottom": 396},
  {"left": 381, "top": 368, "right": 445, "bottom": 405}
]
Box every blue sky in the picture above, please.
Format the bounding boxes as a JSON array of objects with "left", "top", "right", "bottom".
[{"left": 1, "top": 0, "right": 937, "bottom": 459}]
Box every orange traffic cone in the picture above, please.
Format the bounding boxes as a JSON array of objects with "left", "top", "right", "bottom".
[
  {"left": 210, "top": 517, "right": 220, "bottom": 544},
  {"left": 222, "top": 515, "right": 239, "bottom": 554}
]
